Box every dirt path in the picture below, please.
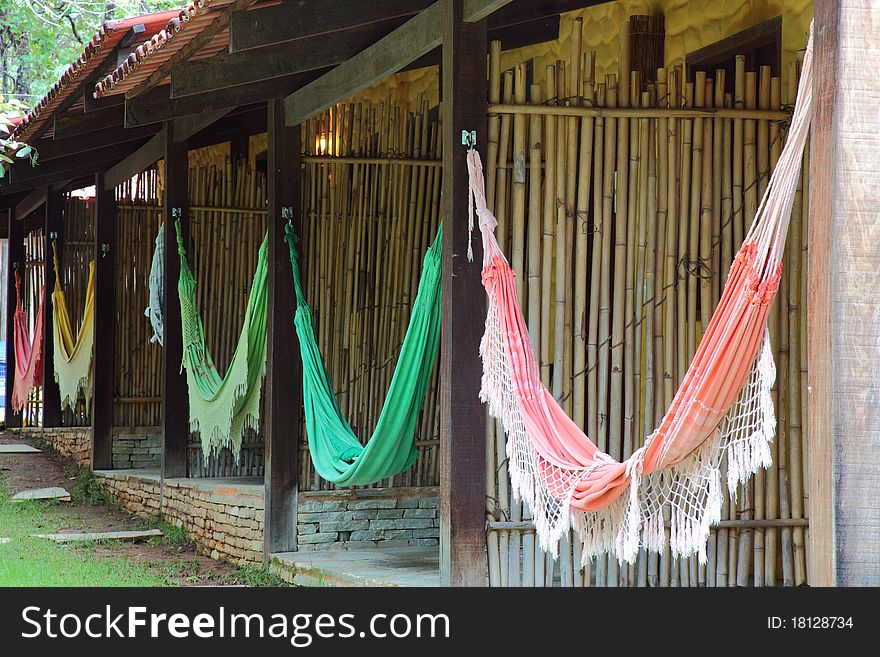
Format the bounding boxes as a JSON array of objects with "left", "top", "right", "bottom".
[{"left": 0, "top": 431, "right": 246, "bottom": 586}]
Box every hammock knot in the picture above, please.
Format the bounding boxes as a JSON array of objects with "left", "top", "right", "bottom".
[
  {"left": 284, "top": 223, "right": 301, "bottom": 258},
  {"left": 481, "top": 256, "right": 511, "bottom": 287}
]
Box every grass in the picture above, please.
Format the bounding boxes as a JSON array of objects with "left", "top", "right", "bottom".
[
  {"left": 68, "top": 466, "right": 115, "bottom": 506},
  {"left": 0, "top": 477, "right": 290, "bottom": 587}
]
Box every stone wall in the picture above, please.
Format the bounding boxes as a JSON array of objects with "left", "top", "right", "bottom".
[
  {"left": 112, "top": 428, "right": 161, "bottom": 469},
  {"left": 297, "top": 487, "right": 439, "bottom": 552},
  {"left": 17, "top": 427, "right": 92, "bottom": 468},
  {"left": 96, "top": 471, "right": 265, "bottom": 566}
]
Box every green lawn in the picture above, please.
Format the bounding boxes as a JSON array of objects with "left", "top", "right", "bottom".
[{"left": 0, "top": 477, "right": 295, "bottom": 587}]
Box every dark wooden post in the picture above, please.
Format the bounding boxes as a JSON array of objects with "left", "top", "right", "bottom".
[
  {"left": 439, "top": 0, "right": 489, "bottom": 587},
  {"left": 808, "top": 0, "right": 880, "bottom": 587},
  {"left": 263, "top": 98, "right": 302, "bottom": 564},
  {"left": 41, "top": 189, "right": 63, "bottom": 427},
  {"left": 4, "top": 209, "right": 23, "bottom": 428},
  {"left": 162, "top": 123, "right": 190, "bottom": 478},
  {"left": 92, "top": 172, "right": 116, "bottom": 470}
]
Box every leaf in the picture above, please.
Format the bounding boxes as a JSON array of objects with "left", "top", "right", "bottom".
[
  {"left": 16, "top": 145, "right": 32, "bottom": 158},
  {"left": 0, "top": 153, "right": 13, "bottom": 163},
  {"left": 0, "top": 163, "right": 5, "bottom": 178}
]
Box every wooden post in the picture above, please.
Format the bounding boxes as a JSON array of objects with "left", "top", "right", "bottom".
[
  {"left": 162, "top": 123, "right": 189, "bottom": 478},
  {"left": 439, "top": 0, "right": 489, "bottom": 587},
  {"left": 809, "top": 0, "right": 880, "bottom": 586},
  {"left": 4, "top": 209, "right": 23, "bottom": 428},
  {"left": 41, "top": 189, "right": 63, "bottom": 427},
  {"left": 91, "top": 172, "right": 116, "bottom": 470},
  {"left": 263, "top": 98, "right": 302, "bottom": 564}
]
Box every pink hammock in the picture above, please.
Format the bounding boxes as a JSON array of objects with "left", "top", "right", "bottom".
[
  {"left": 11, "top": 269, "right": 46, "bottom": 413},
  {"left": 472, "top": 27, "right": 813, "bottom": 565}
]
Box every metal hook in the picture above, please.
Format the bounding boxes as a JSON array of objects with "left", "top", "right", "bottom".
[
  {"left": 101, "top": 243, "right": 110, "bottom": 258},
  {"left": 171, "top": 207, "right": 183, "bottom": 220},
  {"left": 282, "top": 206, "right": 294, "bottom": 226},
  {"left": 49, "top": 231, "right": 59, "bottom": 240},
  {"left": 461, "top": 129, "right": 477, "bottom": 149}
]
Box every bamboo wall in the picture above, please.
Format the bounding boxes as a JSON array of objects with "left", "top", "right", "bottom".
[
  {"left": 297, "top": 98, "right": 443, "bottom": 491},
  {"left": 21, "top": 224, "right": 44, "bottom": 426},
  {"left": 114, "top": 172, "right": 162, "bottom": 430},
  {"left": 484, "top": 19, "right": 809, "bottom": 587}
]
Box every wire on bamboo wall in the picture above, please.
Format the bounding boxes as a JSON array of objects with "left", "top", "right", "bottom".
[{"left": 484, "top": 18, "right": 809, "bottom": 588}]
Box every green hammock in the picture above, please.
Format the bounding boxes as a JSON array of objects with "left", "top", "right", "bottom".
[
  {"left": 176, "top": 221, "right": 268, "bottom": 458},
  {"left": 286, "top": 223, "right": 442, "bottom": 486}
]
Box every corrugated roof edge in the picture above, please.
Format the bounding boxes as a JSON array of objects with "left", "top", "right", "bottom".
[
  {"left": 94, "top": 0, "right": 220, "bottom": 98},
  {"left": 11, "top": 10, "right": 180, "bottom": 141}
]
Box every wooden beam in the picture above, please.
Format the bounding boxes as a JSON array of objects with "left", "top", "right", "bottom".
[
  {"left": 283, "top": 0, "right": 512, "bottom": 126},
  {"left": 91, "top": 172, "right": 115, "bottom": 470},
  {"left": 403, "top": 15, "right": 560, "bottom": 72},
  {"left": 171, "top": 108, "right": 232, "bottom": 142},
  {"left": 13, "top": 186, "right": 47, "bottom": 221},
  {"left": 263, "top": 98, "right": 302, "bottom": 563},
  {"left": 103, "top": 129, "right": 166, "bottom": 191},
  {"left": 4, "top": 209, "right": 23, "bottom": 427},
  {"left": 127, "top": 0, "right": 260, "bottom": 99},
  {"left": 53, "top": 104, "right": 124, "bottom": 139},
  {"left": 809, "top": 0, "right": 880, "bottom": 587},
  {"left": 41, "top": 189, "right": 63, "bottom": 427},
  {"left": 161, "top": 123, "right": 189, "bottom": 479},
  {"left": 439, "top": 0, "right": 488, "bottom": 587},
  {"left": 463, "top": 0, "right": 510, "bottom": 23},
  {"left": 37, "top": 123, "right": 159, "bottom": 162},
  {"left": 229, "top": 0, "right": 433, "bottom": 52},
  {"left": 171, "top": 19, "right": 405, "bottom": 99},
  {"left": 125, "top": 72, "right": 322, "bottom": 128}
]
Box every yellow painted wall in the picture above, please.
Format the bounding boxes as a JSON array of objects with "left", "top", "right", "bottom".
[{"left": 353, "top": 0, "right": 812, "bottom": 107}]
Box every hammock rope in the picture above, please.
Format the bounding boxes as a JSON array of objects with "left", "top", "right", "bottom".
[
  {"left": 175, "top": 221, "right": 268, "bottom": 458},
  {"left": 145, "top": 226, "right": 164, "bottom": 345},
  {"left": 10, "top": 270, "right": 45, "bottom": 413},
  {"left": 286, "top": 222, "right": 442, "bottom": 486},
  {"left": 472, "top": 24, "right": 814, "bottom": 565},
  {"left": 50, "top": 241, "right": 95, "bottom": 411}
]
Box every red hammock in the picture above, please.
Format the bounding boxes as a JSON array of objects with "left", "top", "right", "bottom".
[
  {"left": 473, "top": 25, "right": 813, "bottom": 565},
  {"left": 11, "top": 270, "right": 45, "bottom": 413}
]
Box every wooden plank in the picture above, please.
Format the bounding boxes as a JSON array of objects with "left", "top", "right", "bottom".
[
  {"left": 13, "top": 186, "right": 46, "bottom": 222},
  {"left": 439, "top": 0, "right": 488, "bottom": 587},
  {"left": 229, "top": 0, "right": 433, "bottom": 52},
  {"left": 0, "top": 445, "right": 40, "bottom": 453},
  {"left": 12, "top": 487, "right": 71, "bottom": 501},
  {"left": 161, "top": 124, "right": 189, "bottom": 479},
  {"left": 1, "top": 208, "right": 20, "bottom": 423},
  {"left": 809, "top": 0, "right": 880, "bottom": 587},
  {"left": 263, "top": 98, "right": 301, "bottom": 563},
  {"left": 172, "top": 19, "right": 406, "bottom": 99},
  {"left": 91, "top": 171, "right": 115, "bottom": 470},
  {"left": 41, "top": 189, "right": 63, "bottom": 427},
  {"left": 283, "top": 0, "right": 512, "bottom": 126},
  {"left": 125, "top": 72, "right": 323, "bottom": 128},
  {"left": 127, "top": 0, "right": 260, "bottom": 99},
  {"left": 463, "top": 0, "right": 511, "bottom": 23},
  {"left": 33, "top": 529, "right": 163, "bottom": 542},
  {"left": 0, "top": 154, "right": 137, "bottom": 196},
  {"left": 807, "top": 0, "right": 838, "bottom": 590},
  {"left": 103, "top": 130, "right": 166, "bottom": 191}
]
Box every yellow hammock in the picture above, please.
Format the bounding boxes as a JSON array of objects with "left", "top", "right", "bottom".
[{"left": 51, "top": 242, "right": 96, "bottom": 411}]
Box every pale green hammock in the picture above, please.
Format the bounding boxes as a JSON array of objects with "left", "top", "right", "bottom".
[
  {"left": 175, "top": 221, "right": 268, "bottom": 458},
  {"left": 285, "top": 223, "right": 442, "bottom": 486}
]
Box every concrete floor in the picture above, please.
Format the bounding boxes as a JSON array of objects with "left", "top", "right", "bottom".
[{"left": 271, "top": 547, "right": 440, "bottom": 587}]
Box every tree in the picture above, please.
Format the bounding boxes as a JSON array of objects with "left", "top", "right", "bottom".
[{"left": 0, "top": 0, "right": 180, "bottom": 179}]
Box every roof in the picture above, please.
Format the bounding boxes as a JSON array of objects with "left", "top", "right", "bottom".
[
  {"left": 11, "top": 10, "right": 180, "bottom": 142},
  {"left": 94, "top": 0, "right": 270, "bottom": 99}
]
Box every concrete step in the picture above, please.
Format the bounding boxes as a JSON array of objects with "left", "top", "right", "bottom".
[
  {"left": 0, "top": 444, "right": 41, "bottom": 453},
  {"left": 12, "top": 487, "right": 71, "bottom": 502},
  {"left": 270, "top": 547, "right": 439, "bottom": 587},
  {"left": 33, "top": 529, "right": 164, "bottom": 542}
]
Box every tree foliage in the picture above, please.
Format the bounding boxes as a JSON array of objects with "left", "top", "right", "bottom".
[{"left": 0, "top": 0, "right": 180, "bottom": 178}]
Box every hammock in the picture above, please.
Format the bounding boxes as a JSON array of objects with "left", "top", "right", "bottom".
[
  {"left": 473, "top": 26, "right": 813, "bottom": 566},
  {"left": 50, "top": 243, "right": 95, "bottom": 411},
  {"left": 175, "top": 221, "right": 268, "bottom": 458},
  {"left": 10, "top": 271, "right": 45, "bottom": 413},
  {"left": 145, "top": 227, "right": 164, "bottom": 345},
  {"left": 285, "top": 223, "right": 442, "bottom": 486}
]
